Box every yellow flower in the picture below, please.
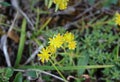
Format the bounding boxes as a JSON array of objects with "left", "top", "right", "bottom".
[
  {"left": 115, "top": 12, "right": 120, "bottom": 26},
  {"left": 53, "top": 0, "right": 69, "bottom": 10},
  {"left": 49, "top": 33, "right": 64, "bottom": 48},
  {"left": 37, "top": 48, "right": 51, "bottom": 63},
  {"left": 47, "top": 45, "right": 56, "bottom": 54},
  {"left": 68, "top": 41, "right": 76, "bottom": 50},
  {"left": 63, "top": 32, "right": 75, "bottom": 43}
]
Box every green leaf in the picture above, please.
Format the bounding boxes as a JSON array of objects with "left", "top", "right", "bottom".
[
  {"left": 0, "top": 68, "right": 4, "bottom": 73},
  {"left": 102, "top": 0, "right": 118, "bottom": 8},
  {"left": 55, "top": 4, "right": 59, "bottom": 12},
  {"left": 15, "top": 19, "right": 26, "bottom": 67},
  {"left": 48, "top": 0, "right": 53, "bottom": 8},
  {"left": 4, "top": 68, "right": 13, "bottom": 78},
  {"left": 26, "top": 71, "right": 37, "bottom": 78},
  {"left": 88, "top": 0, "right": 95, "bottom": 5},
  {"left": 23, "top": 80, "right": 30, "bottom": 82},
  {"left": 14, "top": 72, "right": 23, "bottom": 82},
  {"left": 0, "top": 2, "right": 11, "bottom": 7},
  {"left": 77, "top": 52, "right": 89, "bottom": 75},
  {"left": 45, "top": 0, "right": 48, "bottom": 6}
]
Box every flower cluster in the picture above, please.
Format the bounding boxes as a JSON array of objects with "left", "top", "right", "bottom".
[
  {"left": 53, "top": 0, "right": 69, "bottom": 10},
  {"left": 115, "top": 12, "right": 120, "bottom": 26},
  {"left": 49, "top": 33, "right": 63, "bottom": 48},
  {"left": 37, "top": 32, "right": 76, "bottom": 63},
  {"left": 63, "top": 32, "right": 76, "bottom": 50}
]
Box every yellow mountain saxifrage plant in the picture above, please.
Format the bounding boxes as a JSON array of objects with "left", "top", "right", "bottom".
[
  {"left": 49, "top": 33, "right": 64, "bottom": 48},
  {"left": 63, "top": 32, "right": 75, "bottom": 43},
  {"left": 68, "top": 41, "right": 76, "bottom": 50},
  {"left": 37, "top": 48, "right": 51, "bottom": 63},
  {"left": 37, "top": 32, "right": 76, "bottom": 63},
  {"left": 53, "top": 0, "right": 69, "bottom": 10},
  {"left": 63, "top": 32, "right": 76, "bottom": 50},
  {"left": 47, "top": 45, "right": 56, "bottom": 54},
  {"left": 115, "top": 12, "right": 120, "bottom": 26}
]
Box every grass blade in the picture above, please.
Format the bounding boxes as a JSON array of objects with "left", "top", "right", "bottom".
[
  {"left": 20, "top": 65, "right": 114, "bottom": 70},
  {"left": 15, "top": 19, "right": 26, "bottom": 67}
]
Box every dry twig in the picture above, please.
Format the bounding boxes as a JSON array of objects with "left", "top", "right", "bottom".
[{"left": 11, "top": 0, "right": 34, "bottom": 30}]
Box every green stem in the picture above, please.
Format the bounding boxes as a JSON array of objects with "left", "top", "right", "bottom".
[
  {"left": 116, "top": 44, "right": 119, "bottom": 59},
  {"left": 36, "top": 17, "right": 52, "bottom": 35},
  {"left": 49, "top": 59, "right": 67, "bottom": 82}
]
